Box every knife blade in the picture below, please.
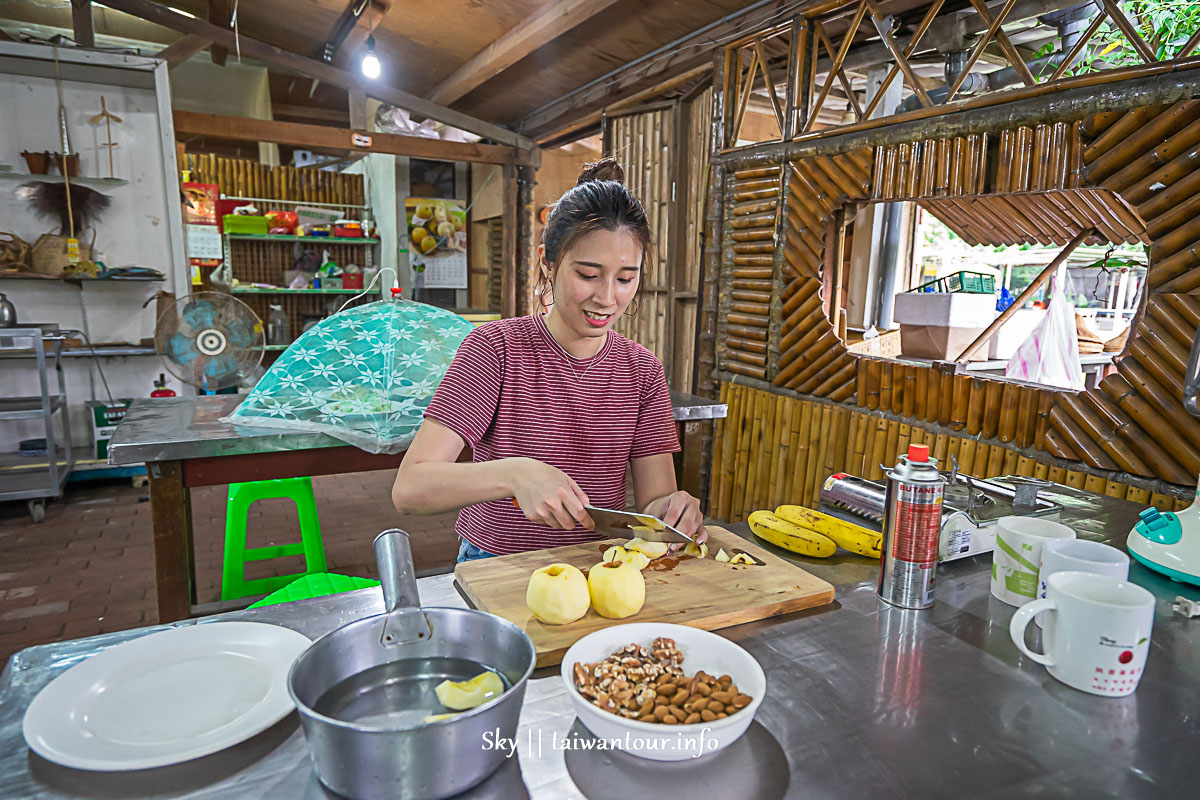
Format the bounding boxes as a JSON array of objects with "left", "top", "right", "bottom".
[{"left": 584, "top": 506, "right": 693, "bottom": 543}]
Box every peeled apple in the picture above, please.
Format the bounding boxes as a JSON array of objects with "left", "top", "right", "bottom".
[
  {"left": 587, "top": 559, "right": 646, "bottom": 619},
  {"left": 603, "top": 545, "right": 650, "bottom": 570},
  {"left": 684, "top": 541, "right": 708, "bottom": 558},
  {"left": 435, "top": 670, "right": 504, "bottom": 711},
  {"left": 625, "top": 537, "right": 669, "bottom": 559},
  {"left": 526, "top": 563, "right": 590, "bottom": 624}
]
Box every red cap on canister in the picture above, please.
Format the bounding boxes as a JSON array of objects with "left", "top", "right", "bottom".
[
  {"left": 391, "top": 287, "right": 403, "bottom": 298},
  {"left": 907, "top": 444, "right": 930, "bottom": 462}
]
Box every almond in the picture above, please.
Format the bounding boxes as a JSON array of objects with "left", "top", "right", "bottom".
[
  {"left": 701, "top": 709, "right": 717, "bottom": 722},
  {"left": 685, "top": 712, "right": 701, "bottom": 724}
]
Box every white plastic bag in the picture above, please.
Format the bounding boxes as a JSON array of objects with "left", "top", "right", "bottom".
[{"left": 1004, "top": 267, "right": 1085, "bottom": 390}]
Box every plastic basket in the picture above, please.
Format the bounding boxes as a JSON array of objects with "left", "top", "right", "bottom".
[{"left": 911, "top": 270, "right": 995, "bottom": 294}]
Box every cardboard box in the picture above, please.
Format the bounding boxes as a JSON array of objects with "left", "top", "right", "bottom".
[
  {"left": 894, "top": 292, "right": 996, "bottom": 361},
  {"left": 87, "top": 399, "right": 131, "bottom": 460},
  {"left": 899, "top": 324, "right": 990, "bottom": 361},
  {"left": 847, "top": 329, "right": 902, "bottom": 357}
]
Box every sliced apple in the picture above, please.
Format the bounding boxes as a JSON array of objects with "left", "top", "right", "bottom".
[
  {"left": 626, "top": 537, "right": 669, "bottom": 559},
  {"left": 435, "top": 670, "right": 504, "bottom": 710},
  {"left": 684, "top": 541, "right": 708, "bottom": 558},
  {"left": 603, "top": 545, "right": 650, "bottom": 570},
  {"left": 714, "top": 548, "right": 730, "bottom": 562}
]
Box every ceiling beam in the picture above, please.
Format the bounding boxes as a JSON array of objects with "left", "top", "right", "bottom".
[
  {"left": 71, "top": 0, "right": 94, "bottom": 49},
  {"left": 516, "top": 0, "right": 823, "bottom": 138},
  {"left": 272, "top": 103, "right": 351, "bottom": 123},
  {"left": 319, "top": 0, "right": 389, "bottom": 63},
  {"left": 209, "top": 0, "right": 233, "bottom": 66},
  {"left": 156, "top": 34, "right": 213, "bottom": 69},
  {"left": 173, "top": 111, "right": 535, "bottom": 167},
  {"left": 428, "top": 0, "right": 622, "bottom": 106},
  {"left": 99, "top": 0, "right": 536, "bottom": 152}
]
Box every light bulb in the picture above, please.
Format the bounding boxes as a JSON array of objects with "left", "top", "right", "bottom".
[{"left": 361, "top": 35, "right": 381, "bottom": 79}]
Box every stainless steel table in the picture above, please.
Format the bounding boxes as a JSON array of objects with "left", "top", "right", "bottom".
[
  {"left": 107, "top": 393, "right": 726, "bottom": 623},
  {"left": 4, "top": 482, "right": 1198, "bottom": 798}
]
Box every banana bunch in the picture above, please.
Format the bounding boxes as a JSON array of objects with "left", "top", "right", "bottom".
[
  {"left": 748, "top": 510, "right": 836, "bottom": 558},
  {"left": 750, "top": 505, "right": 883, "bottom": 559}
]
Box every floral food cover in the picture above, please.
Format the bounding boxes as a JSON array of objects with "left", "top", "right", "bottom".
[{"left": 223, "top": 297, "right": 474, "bottom": 453}]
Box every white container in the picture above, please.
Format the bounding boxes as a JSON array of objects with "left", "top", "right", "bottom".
[
  {"left": 989, "top": 307, "right": 1047, "bottom": 360},
  {"left": 560, "top": 622, "right": 765, "bottom": 762},
  {"left": 893, "top": 291, "right": 997, "bottom": 327}
]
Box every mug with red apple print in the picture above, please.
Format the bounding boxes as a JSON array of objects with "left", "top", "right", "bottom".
[{"left": 1009, "top": 570, "right": 1155, "bottom": 697}]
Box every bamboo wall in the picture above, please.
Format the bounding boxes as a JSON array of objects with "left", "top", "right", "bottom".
[
  {"left": 183, "top": 153, "right": 365, "bottom": 212},
  {"left": 607, "top": 108, "right": 674, "bottom": 364},
  {"left": 710, "top": 383, "right": 1190, "bottom": 524},
  {"left": 723, "top": 165, "right": 781, "bottom": 379},
  {"left": 708, "top": 97, "right": 1200, "bottom": 521}
]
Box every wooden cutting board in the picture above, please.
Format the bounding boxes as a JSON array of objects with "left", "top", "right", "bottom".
[{"left": 454, "top": 527, "right": 835, "bottom": 667}]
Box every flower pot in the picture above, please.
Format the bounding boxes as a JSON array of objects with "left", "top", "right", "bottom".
[{"left": 21, "top": 151, "right": 50, "bottom": 175}]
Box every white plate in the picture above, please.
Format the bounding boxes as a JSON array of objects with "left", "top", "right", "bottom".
[{"left": 23, "top": 621, "right": 311, "bottom": 771}]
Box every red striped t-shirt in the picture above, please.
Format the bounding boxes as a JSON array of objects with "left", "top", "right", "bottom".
[{"left": 423, "top": 313, "right": 680, "bottom": 555}]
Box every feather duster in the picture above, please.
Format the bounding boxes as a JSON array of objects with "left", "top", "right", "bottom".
[{"left": 16, "top": 181, "right": 111, "bottom": 235}]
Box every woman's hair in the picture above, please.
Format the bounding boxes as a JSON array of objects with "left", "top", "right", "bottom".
[{"left": 540, "top": 158, "right": 653, "bottom": 295}]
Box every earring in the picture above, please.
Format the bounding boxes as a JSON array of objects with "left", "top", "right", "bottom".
[
  {"left": 539, "top": 277, "right": 555, "bottom": 307},
  {"left": 624, "top": 296, "right": 639, "bottom": 317}
]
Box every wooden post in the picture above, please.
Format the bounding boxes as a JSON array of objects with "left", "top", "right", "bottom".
[
  {"left": 956, "top": 228, "right": 1092, "bottom": 361},
  {"left": 500, "top": 164, "right": 518, "bottom": 319},
  {"left": 148, "top": 460, "right": 194, "bottom": 622},
  {"left": 72, "top": 0, "right": 95, "bottom": 48}
]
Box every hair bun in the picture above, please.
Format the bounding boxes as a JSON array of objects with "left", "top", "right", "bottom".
[{"left": 576, "top": 158, "right": 625, "bottom": 185}]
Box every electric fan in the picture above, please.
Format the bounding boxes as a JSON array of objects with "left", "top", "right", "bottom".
[{"left": 155, "top": 292, "right": 265, "bottom": 393}]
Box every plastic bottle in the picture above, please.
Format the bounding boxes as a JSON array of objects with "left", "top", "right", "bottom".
[{"left": 267, "top": 304, "right": 290, "bottom": 346}]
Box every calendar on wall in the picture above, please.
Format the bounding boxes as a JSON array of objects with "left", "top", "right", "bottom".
[{"left": 405, "top": 197, "right": 467, "bottom": 290}]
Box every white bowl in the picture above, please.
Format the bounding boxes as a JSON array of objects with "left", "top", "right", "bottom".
[{"left": 559, "top": 623, "right": 765, "bottom": 761}]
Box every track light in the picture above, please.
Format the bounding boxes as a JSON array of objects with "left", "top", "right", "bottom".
[{"left": 361, "top": 34, "right": 381, "bottom": 79}]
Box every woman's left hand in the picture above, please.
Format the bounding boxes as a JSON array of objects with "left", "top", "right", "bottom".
[{"left": 642, "top": 491, "right": 707, "bottom": 549}]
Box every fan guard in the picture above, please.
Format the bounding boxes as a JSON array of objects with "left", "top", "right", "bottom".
[{"left": 155, "top": 292, "right": 265, "bottom": 392}]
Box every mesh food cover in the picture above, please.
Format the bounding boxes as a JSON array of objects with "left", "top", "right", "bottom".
[{"left": 223, "top": 296, "right": 474, "bottom": 453}]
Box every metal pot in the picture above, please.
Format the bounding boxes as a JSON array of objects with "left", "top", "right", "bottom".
[{"left": 288, "top": 530, "right": 536, "bottom": 800}]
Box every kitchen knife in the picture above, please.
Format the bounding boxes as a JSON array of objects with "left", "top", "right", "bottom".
[{"left": 583, "top": 506, "right": 693, "bottom": 543}]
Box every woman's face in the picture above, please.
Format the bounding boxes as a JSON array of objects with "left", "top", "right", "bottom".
[{"left": 544, "top": 227, "right": 642, "bottom": 341}]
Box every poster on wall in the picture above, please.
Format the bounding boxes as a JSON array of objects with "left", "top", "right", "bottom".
[
  {"left": 182, "top": 182, "right": 222, "bottom": 283},
  {"left": 405, "top": 197, "right": 467, "bottom": 290}
]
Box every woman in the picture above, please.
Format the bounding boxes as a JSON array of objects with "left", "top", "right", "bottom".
[{"left": 392, "top": 159, "right": 707, "bottom": 561}]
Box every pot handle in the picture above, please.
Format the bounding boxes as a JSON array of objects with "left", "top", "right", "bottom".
[{"left": 374, "top": 529, "right": 421, "bottom": 613}]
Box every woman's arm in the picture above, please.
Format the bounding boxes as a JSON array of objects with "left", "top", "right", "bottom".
[
  {"left": 392, "top": 418, "right": 593, "bottom": 530},
  {"left": 630, "top": 452, "right": 707, "bottom": 544}
]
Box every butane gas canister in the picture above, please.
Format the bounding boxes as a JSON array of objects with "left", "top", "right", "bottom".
[{"left": 877, "top": 444, "right": 945, "bottom": 609}]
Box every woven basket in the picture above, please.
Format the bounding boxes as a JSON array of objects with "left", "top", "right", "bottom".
[{"left": 30, "top": 229, "right": 94, "bottom": 276}]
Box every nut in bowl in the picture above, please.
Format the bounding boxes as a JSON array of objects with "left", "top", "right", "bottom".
[{"left": 559, "top": 623, "right": 765, "bottom": 761}]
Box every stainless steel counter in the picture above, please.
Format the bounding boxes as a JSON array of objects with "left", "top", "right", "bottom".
[
  {"left": 4, "top": 483, "right": 1198, "bottom": 798},
  {"left": 108, "top": 393, "right": 727, "bottom": 466}
]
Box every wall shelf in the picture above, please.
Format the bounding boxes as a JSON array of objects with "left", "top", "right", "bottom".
[
  {"left": 232, "top": 287, "right": 363, "bottom": 295},
  {"left": 0, "top": 172, "right": 128, "bottom": 187},
  {"left": 226, "top": 233, "right": 378, "bottom": 244}
]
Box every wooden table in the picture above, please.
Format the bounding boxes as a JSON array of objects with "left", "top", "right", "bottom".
[{"left": 108, "top": 393, "right": 725, "bottom": 623}]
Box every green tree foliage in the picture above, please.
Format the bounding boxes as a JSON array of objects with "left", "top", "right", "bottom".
[{"left": 1035, "top": 1, "right": 1200, "bottom": 77}]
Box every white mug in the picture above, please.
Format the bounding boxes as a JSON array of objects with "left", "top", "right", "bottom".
[
  {"left": 1010, "top": 571, "right": 1155, "bottom": 697},
  {"left": 991, "top": 517, "right": 1075, "bottom": 606},
  {"left": 1036, "top": 539, "right": 1129, "bottom": 627}
]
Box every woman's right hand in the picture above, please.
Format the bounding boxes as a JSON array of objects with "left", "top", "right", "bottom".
[{"left": 507, "top": 457, "right": 593, "bottom": 531}]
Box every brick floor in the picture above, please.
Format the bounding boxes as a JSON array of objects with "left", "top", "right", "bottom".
[{"left": 0, "top": 470, "right": 460, "bottom": 669}]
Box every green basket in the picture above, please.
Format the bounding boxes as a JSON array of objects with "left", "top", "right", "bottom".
[{"left": 912, "top": 271, "right": 995, "bottom": 294}]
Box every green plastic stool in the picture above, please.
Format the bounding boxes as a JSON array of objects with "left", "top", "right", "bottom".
[
  {"left": 248, "top": 572, "right": 380, "bottom": 609},
  {"left": 222, "top": 477, "right": 328, "bottom": 602}
]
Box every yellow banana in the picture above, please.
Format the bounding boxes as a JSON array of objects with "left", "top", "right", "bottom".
[
  {"left": 748, "top": 510, "right": 837, "bottom": 558},
  {"left": 774, "top": 505, "right": 882, "bottom": 558}
]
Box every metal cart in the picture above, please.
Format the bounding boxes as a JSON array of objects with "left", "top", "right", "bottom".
[{"left": 0, "top": 327, "right": 74, "bottom": 522}]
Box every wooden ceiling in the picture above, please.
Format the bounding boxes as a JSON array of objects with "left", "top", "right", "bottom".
[{"left": 0, "top": 0, "right": 763, "bottom": 144}]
